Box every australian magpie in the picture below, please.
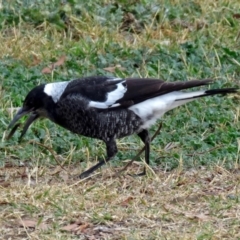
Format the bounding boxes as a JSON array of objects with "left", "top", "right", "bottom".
[{"left": 7, "top": 76, "right": 238, "bottom": 178}]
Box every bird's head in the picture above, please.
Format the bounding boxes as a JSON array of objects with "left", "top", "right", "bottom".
[{"left": 7, "top": 84, "right": 54, "bottom": 140}]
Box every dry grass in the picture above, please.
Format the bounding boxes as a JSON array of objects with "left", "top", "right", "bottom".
[
  {"left": 1, "top": 0, "right": 240, "bottom": 239},
  {"left": 1, "top": 164, "right": 240, "bottom": 239}
]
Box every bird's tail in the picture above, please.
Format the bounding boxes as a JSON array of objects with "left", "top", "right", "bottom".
[
  {"left": 175, "top": 88, "right": 238, "bottom": 101},
  {"left": 128, "top": 86, "right": 238, "bottom": 129},
  {"left": 205, "top": 88, "right": 238, "bottom": 95}
]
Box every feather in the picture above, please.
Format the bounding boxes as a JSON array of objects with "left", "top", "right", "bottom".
[
  {"left": 60, "top": 77, "right": 125, "bottom": 103},
  {"left": 116, "top": 78, "right": 213, "bottom": 106}
]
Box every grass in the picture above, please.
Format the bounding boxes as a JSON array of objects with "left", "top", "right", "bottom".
[{"left": 0, "top": 0, "right": 240, "bottom": 238}]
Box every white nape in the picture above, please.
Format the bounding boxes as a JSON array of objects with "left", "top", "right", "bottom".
[
  {"left": 89, "top": 81, "right": 127, "bottom": 109},
  {"left": 129, "top": 90, "right": 206, "bottom": 129},
  {"left": 44, "top": 82, "right": 68, "bottom": 103}
]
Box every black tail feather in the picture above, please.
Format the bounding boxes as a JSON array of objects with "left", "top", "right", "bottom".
[{"left": 205, "top": 88, "right": 239, "bottom": 96}]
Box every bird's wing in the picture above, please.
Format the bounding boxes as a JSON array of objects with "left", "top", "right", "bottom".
[
  {"left": 118, "top": 78, "right": 213, "bottom": 106},
  {"left": 60, "top": 76, "right": 127, "bottom": 108},
  {"left": 60, "top": 76, "right": 213, "bottom": 109}
]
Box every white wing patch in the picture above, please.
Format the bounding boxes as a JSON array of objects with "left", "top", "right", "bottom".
[
  {"left": 44, "top": 82, "right": 68, "bottom": 103},
  {"left": 109, "top": 77, "right": 122, "bottom": 81},
  {"left": 107, "top": 81, "right": 127, "bottom": 105},
  {"left": 89, "top": 80, "right": 127, "bottom": 109}
]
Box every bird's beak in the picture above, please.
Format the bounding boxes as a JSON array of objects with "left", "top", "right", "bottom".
[
  {"left": 8, "top": 107, "right": 30, "bottom": 129},
  {"left": 7, "top": 106, "right": 39, "bottom": 141}
]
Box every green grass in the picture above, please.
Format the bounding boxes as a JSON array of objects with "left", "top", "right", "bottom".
[{"left": 0, "top": 0, "right": 240, "bottom": 239}]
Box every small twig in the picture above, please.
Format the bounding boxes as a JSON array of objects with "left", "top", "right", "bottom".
[
  {"left": 116, "top": 122, "right": 163, "bottom": 175},
  {"left": 236, "top": 31, "right": 240, "bottom": 42},
  {"left": 118, "top": 147, "right": 141, "bottom": 151},
  {"left": 28, "top": 140, "right": 68, "bottom": 172},
  {"left": 185, "top": 145, "right": 223, "bottom": 157}
]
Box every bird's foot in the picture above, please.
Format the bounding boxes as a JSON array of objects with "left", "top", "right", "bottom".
[{"left": 79, "top": 169, "right": 94, "bottom": 179}]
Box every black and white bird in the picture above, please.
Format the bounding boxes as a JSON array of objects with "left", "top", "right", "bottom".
[{"left": 7, "top": 76, "right": 238, "bottom": 178}]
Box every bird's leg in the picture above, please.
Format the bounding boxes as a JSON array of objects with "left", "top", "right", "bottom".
[
  {"left": 134, "top": 129, "right": 150, "bottom": 176},
  {"left": 79, "top": 138, "right": 118, "bottom": 179}
]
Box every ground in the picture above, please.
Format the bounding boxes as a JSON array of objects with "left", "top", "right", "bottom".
[
  {"left": 0, "top": 0, "right": 240, "bottom": 239},
  {"left": 1, "top": 164, "right": 240, "bottom": 239}
]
